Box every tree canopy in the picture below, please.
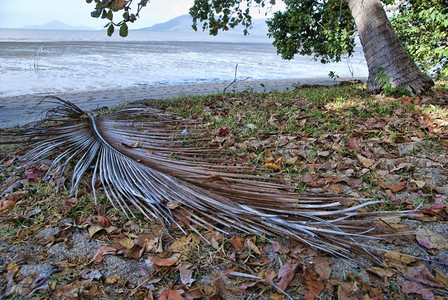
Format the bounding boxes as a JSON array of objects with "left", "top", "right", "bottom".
[
  {"left": 389, "top": 0, "right": 448, "bottom": 79},
  {"left": 86, "top": 0, "right": 447, "bottom": 82}
]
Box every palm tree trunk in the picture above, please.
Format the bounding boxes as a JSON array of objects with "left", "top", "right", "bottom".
[{"left": 347, "top": 0, "right": 434, "bottom": 95}]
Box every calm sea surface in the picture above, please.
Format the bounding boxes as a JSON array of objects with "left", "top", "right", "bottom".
[{"left": 0, "top": 29, "right": 368, "bottom": 96}]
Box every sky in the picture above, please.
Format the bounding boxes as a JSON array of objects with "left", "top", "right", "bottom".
[{"left": 0, "top": 0, "right": 285, "bottom": 30}]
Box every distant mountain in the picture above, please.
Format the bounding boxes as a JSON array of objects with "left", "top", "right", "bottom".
[
  {"left": 139, "top": 14, "right": 269, "bottom": 37},
  {"left": 24, "top": 20, "right": 95, "bottom": 31}
]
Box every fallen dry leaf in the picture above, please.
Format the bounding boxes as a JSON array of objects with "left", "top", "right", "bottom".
[
  {"left": 104, "top": 274, "right": 121, "bottom": 285},
  {"left": 118, "top": 237, "right": 135, "bottom": 250},
  {"left": 337, "top": 282, "right": 363, "bottom": 300},
  {"left": 356, "top": 154, "right": 374, "bottom": 168},
  {"left": 248, "top": 252, "right": 271, "bottom": 267},
  {"left": 135, "top": 232, "right": 160, "bottom": 253},
  {"left": 92, "top": 245, "right": 117, "bottom": 262},
  {"left": 159, "top": 288, "right": 184, "bottom": 300},
  {"left": 79, "top": 269, "right": 102, "bottom": 280},
  {"left": 246, "top": 239, "right": 261, "bottom": 255},
  {"left": 347, "top": 138, "right": 361, "bottom": 150},
  {"left": 385, "top": 181, "right": 406, "bottom": 192},
  {"left": 84, "top": 215, "right": 112, "bottom": 228},
  {"left": 384, "top": 249, "right": 416, "bottom": 267},
  {"left": 400, "top": 280, "right": 435, "bottom": 300},
  {"left": 88, "top": 225, "right": 117, "bottom": 238},
  {"left": 148, "top": 253, "right": 180, "bottom": 267},
  {"left": 179, "top": 265, "right": 195, "bottom": 287},
  {"left": 0, "top": 199, "right": 17, "bottom": 213},
  {"left": 366, "top": 266, "right": 395, "bottom": 278},
  {"left": 434, "top": 269, "right": 448, "bottom": 286},
  {"left": 397, "top": 264, "right": 443, "bottom": 288},
  {"left": 0, "top": 192, "right": 27, "bottom": 214},
  {"left": 230, "top": 236, "right": 245, "bottom": 251},
  {"left": 271, "top": 240, "right": 289, "bottom": 254},
  {"left": 313, "top": 256, "right": 332, "bottom": 281},
  {"left": 168, "top": 234, "right": 200, "bottom": 253},
  {"left": 303, "top": 268, "right": 324, "bottom": 300},
  {"left": 275, "top": 262, "right": 300, "bottom": 291},
  {"left": 415, "top": 225, "right": 448, "bottom": 250}
]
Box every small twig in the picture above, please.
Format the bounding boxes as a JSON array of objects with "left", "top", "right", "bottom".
[
  {"left": 223, "top": 64, "right": 250, "bottom": 93},
  {"left": 346, "top": 54, "right": 354, "bottom": 77}
]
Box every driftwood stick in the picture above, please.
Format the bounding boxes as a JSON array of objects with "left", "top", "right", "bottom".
[{"left": 223, "top": 64, "right": 250, "bottom": 93}]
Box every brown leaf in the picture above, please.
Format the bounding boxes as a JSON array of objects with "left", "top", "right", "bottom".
[
  {"left": 104, "top": 274, "right": 121, "bottom": 285},
  {"left": 55, "top": 280, "right": 92, "bottom": 298},
  {"left": 313, "top": 256, "right": 332, "bottom": 281},
  {"left": 271, "top": 240, "right": 289, "bottom": 254},
  {"left": 204, "top": 231, "right": 223, "bottom": 244},
  {"left": 118, "top": 237, "right": 135, "bottom": 250},
  {"left": 303, "top": 268, "right": 324, "bottom": 300},
  {"left": 284, "top": 156, "right": 298, "bottom": 165},
  {"left": 92, "top": 245, "right": 116, "bottom": 262},
  {"left": 88, "top": 225, "right": 117, "bottom": 238},
  {"left": 61, "top": 197, "right": 78, "bottom": 214},
  {"left": 400, "top": 281, "right": 435, "bottom": 300},
  {"left": 179, "top": 265, "right": 195, "bottom": 287},
  {"left": 347, "top": 138, "right": 361, "bottom": 150},
  {"left": 159, "top": 288, "right": 184, "bottom": 300},
  {"left": 356, "top": 154, "right": 374, "bottom": 168},
  {"left": 328, "top": 184, "right": 344, "bottom": 194},
  {"left": 415, "top": 225, "right": 448, "bottom": 250},
  {"left": 0, "top": 192, "right": 27, "bottom": 214},
  {"left": 84, "top": 215, "right": 112, "bottom": 228},
  {"left": 397, "top": 264, "right": 443, "bottom": 288},
  {"left": 366, "top": 118, "right": 387, "bottom": 128},
  {"left": 366, "top": 266, "right": 395, "bottom": 278},
  {"left": 386, "top": 181, "right": 406, "bottom": 193},
  {"left": 275, "top": 262, "right": 300, "bottom": 291},
  {"left": 25, "top": 170, "right": 43, "bottom": 181},
  {"left": 248, "top": 252, "right": 271, "bottom": 266},
  {"left": 246, "top": 239, "right": 261, "bottom": 255},
  {"left": 337, "top": 282, "right": 363, "bottom": 300},
  {"left": 384, "top": 249, "right": 416, "bottom": 267},
  {"left": 434, "top": 269, "right": 448, "bottom": 286},
  {"left": 148, "top": 254, "right": 180, "bottom": 267},
  {"left": 0, "top": 199, "right": 17, "bottom": 213},
  {"left": 230, "top": 237, "right": 245, "bottom": 251},
  {"left": 135, "top": 233, "right": 159, "bottom": 253},
  {"left": 168, "top": 234, "right": 200, "bottom": 253}
]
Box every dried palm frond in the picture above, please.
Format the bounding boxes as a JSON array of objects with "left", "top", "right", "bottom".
[{"left": 2, "top": 96, "right": 409, "bottom": 262}]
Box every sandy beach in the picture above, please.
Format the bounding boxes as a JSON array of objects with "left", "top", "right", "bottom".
[{"left": 0, "top": 77, "right": 364, "bottom": 128}]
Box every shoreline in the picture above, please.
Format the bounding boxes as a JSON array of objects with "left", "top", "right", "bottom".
[{"left": 0, "top": 77, "right": 365, "bottom": 128}]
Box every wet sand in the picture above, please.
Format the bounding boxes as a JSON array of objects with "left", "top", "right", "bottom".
[{"left": 0, "top": 77, "right": 364, "bottom": 128}]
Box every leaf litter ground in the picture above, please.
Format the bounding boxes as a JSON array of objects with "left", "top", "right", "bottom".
[{"left": 1, "top": 82, "right": 448, "bottom": 299}]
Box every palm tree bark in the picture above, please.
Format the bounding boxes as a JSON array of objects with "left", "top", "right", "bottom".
[{"left": 347, "top": 0, "right": 434, "bottom": 95}]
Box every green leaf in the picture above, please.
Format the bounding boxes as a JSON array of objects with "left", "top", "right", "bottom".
[
  {"left": 86, "top": 0, "right": 93, "bottom": 3},
  {"left": 107, "top": 24, "right": 114, "bottom": 37},
  {"left": 107, "top": 10, "right": 113, "bottom": 21},
  {"left": 91, "top": 9, "right": 102, "bottom": 18},
  {"left": 101, "top": 9, "right": 107, "bottom": 19},
  {"left": 119, "top": 23, "right": 128, "bottom": 37}
]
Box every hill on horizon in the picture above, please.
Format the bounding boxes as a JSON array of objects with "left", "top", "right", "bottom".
[
  {"left": 23, "top": 20, "right": 96, "bottom": 31},
  {"left": 139, "top": 14, "right": 269, "bottom": 37}
]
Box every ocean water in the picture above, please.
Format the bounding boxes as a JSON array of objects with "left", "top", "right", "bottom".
[{"left": 0, "top": 29, "right": 368, "bottom": 97}]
